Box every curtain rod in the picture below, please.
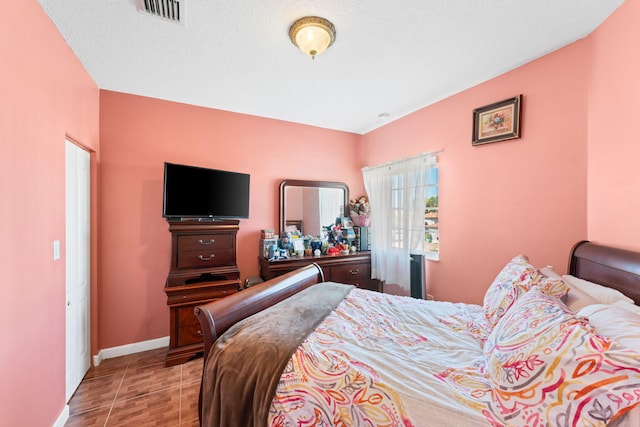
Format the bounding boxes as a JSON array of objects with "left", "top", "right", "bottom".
[{"left": 361, "top": 149, "right": 443, "bottom": 172}]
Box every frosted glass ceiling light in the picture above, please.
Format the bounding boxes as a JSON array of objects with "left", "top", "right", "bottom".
[{"left": 289, "top": 16, "right": 336, "bottom": 59}]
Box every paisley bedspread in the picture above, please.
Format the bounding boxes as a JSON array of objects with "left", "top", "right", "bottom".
[
  {"left": 268, "top": 287, "right": 490, "bottom": 426},
  {"left": 263, "top": 285, "right": 640, "bottom": 427}
]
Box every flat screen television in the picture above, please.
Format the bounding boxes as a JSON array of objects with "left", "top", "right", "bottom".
[{"left": 162, "top": 162, "right": 250, "bottom": 219}]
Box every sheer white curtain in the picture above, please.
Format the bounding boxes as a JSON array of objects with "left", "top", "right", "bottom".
[{"left": 362, "top": 153, "right": 438, "bottom": 294}]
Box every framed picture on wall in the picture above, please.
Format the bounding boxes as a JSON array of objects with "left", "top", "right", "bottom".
[{"left": 472, "top": 95, "right": 522, "bottom": 145}]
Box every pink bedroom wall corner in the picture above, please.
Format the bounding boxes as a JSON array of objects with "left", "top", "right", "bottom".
[{"left": 1, "top": 1, "right": 100, "bottom": 426}]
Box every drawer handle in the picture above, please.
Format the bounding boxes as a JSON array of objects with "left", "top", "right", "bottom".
[
  {"left": 198, "top": 239, "right": 215, "bottom": 245},
  {"left": 349, "top": 269, "right": 359, "bottom": 275},
  {"left": 198, "top": 254, "right": 215, "bottom": 261},
  {"left": 197, "top": 330, "right": 203, "bottom": 336}
]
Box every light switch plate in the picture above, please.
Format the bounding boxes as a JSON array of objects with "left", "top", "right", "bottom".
[{"left": 53, "top": 240, "right": 61, "bottom": 261}]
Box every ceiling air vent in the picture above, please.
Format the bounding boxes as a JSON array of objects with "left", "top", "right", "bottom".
[{"left": 137, "top": 0, "right": 183, "bottom": 24}]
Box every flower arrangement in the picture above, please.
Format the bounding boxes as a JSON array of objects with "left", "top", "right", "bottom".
[
  {"left": 487, "top": 111, "right": 507, "bottom": 130},
  {"left": 349, "top": 195, "right": 371, "bottom": 226}
]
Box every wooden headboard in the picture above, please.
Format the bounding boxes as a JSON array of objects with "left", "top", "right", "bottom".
[{"left": 569, "top": 240, "right": 640, "bottom": 305}]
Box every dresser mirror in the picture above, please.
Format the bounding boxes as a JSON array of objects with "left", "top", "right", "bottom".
[{"left": 279, "top": 180, "right": 349, "bottom": 238}]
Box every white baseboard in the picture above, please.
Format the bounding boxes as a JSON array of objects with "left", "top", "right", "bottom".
[
  {"left": 52, "top": 405, "right": 69, "bottom": 427},
  {"left": 93, "top": 336, "right": 169, "bottom": 366}
]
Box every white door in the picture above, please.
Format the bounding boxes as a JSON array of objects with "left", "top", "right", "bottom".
[{"left": 65, "top": 140, "right": 91, "bottom": 401}]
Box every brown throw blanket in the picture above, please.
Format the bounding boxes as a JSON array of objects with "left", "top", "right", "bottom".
[{"left": 201, "top": 282, "right": 354, "bottom": 427}]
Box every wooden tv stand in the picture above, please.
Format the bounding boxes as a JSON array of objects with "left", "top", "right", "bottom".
[{"left": 163, "top": 219, "right": 241, "bottom": 366}]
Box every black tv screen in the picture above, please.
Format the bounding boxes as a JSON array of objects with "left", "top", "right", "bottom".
[{"left": 162, "top": 162, "right": 250, "bottom": 219}]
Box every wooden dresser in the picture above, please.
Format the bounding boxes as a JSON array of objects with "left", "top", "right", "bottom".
[
  {"left": 259, "top": 251, "right": 380, "bottom": 292},
  {"left": 164, "top": 220, "right": 241, "bottom": 366}
]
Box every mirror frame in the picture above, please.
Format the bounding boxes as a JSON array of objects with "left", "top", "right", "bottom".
[{"left": 279, "top": 180, "right": 349, "bottom": 237}]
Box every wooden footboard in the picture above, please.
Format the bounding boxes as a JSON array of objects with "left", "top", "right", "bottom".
[{"left": 194, "top": 263, "right": 324, "bottom": 363}]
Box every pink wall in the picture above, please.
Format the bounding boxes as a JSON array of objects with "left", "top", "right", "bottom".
[
  {"left": 361, "top": 42, "right": 591, "bottom": 304},
  {"left": 0, "top": 2, "right": 100, "bottom": 426},
  {"left": 587, "top": 0, "right": 640, "bottom": 251},
  {"left": 98, "top": 92, "right": 363, "bottom": 348},
  {"left": 3, "top": 0, "right": 638, "bottom": 425}
]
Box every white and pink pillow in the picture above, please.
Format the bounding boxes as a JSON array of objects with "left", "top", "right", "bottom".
[
  {"left": 484, "top": 288, "right": 640, "bottom": 426},
  {"left": 482, "top": 255, "right": 568, "bottom": 328}
]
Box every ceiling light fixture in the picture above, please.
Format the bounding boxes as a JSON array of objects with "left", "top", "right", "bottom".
[{"left": 289, "top": 16, "right": 336, "bottom": 60}]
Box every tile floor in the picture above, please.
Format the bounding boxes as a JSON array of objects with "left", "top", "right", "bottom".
[{"left": 64, "top": 347, "right": 202, "bottom": 427}]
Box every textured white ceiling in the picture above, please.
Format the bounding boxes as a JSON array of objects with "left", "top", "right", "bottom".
[{"left": 36, "top": 0, "right": 624, "bottom": 134}]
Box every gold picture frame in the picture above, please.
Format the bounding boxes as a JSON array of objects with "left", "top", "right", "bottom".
[{"left": 472, "top": 95, "right": 522, "bottom": 145}]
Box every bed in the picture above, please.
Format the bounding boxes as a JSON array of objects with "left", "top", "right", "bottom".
[{"left": 194, "top": 241, "right": 640, "bottom": 426}]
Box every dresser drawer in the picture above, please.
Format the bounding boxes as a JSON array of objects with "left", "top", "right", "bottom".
[
  {"left": 177, "top": 233, "right": 233, "bottom": 252},
  {"left": 177, "top": 324, "right": 204, "bottom": 347},
  {"left": 177, "top": 306, "right": 200, "bottom": 327},
  {"left": 165, "top": 281, "right": 239, "bottom": 306},
  {"left": 176, "top": 248, "right": 235, "bottom": 269},
  {"left": 330, "top": 262, "right": 376, "bottom": 290},
  {"left": 330, "top": 262, "right": 370, "bottom": 281}
]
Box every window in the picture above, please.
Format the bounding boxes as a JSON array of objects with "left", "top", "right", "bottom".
[
  {"left": 362, "top": 153, "right": 439, "bottom": 292},
  {"left": 389, "top": 166, "right": 439, "bottom": 259},
  {"left": 425, "top": 168, "right": 439, "bottom": 259}
]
